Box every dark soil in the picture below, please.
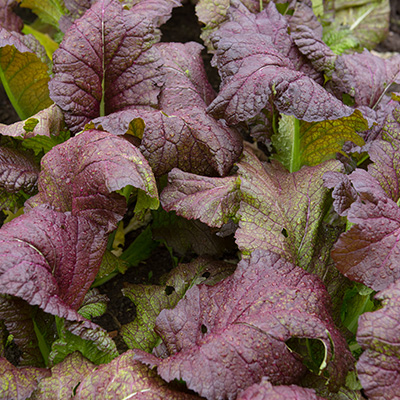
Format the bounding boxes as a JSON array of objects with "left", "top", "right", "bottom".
[{"left": 2, "top": 0, "right": 400, "bottom": 356}]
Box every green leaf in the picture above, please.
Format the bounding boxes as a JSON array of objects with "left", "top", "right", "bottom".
[
  {"left": 120, "top": 225, "right": 159, "bottom": 267},
  {"left": 236, "top": 147, "right": 343, "bottom": 271},
  {"left": 91, "top": 250, "right": 128, "bottom": 288},
  {"left": 272, "top": 111, "right": 367, "bottom": 171},
  {"left": 332, "top": 0, "right": 390, "bottom": 50},
  {"left": 21, "top": 130, "right": 70, "bottom": 155},
  {"left": 49, "top": 317, "right": 118, "bottom": 366},
  {"left": 0, "top": 44, "right": 52, "bottom": 120},
  {"left": 77, "top": 289, "right": 108, "bottom": 320},
  {"left": 19, "top": 0, "right": 67, "bottom": 29}
]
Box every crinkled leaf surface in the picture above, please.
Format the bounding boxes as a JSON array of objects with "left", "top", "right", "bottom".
[
  {"left": 237, "top": 147, "right": 343, "bottom": 270},
  {"left": 207, "top": 1, "right": 353, "bottom": 125},
  {"left": 160, "top": 168, "right": 240, "bottom": 228},
  {"left": 0, "top": 146, "right": 39, "bottom": 194},
  {"left": 331, "top": 127, "right": 400, "bottom": 291},
  {"left": 74, "top": 349, "right": 201, "bottom": 400},
  {"left": 49, "top": 0, "right": 164, "bottom": 133},
  {"left": 0, "top": 357, "right": 50, "bottom": 400},
  {"left": 0, "top": 28, "right": 52, "bottom": 120},
  {"left": 33, "top": 352, "right": 95, "bottom": 400},
  {"left": 92, "top": 42, "right": 242, "bottom": 177},
  {"left": 356, "top": 280, "right": 400, "bottom": 400},
  {"left": 329, "top": 50, "right": 400, "bottom": 109},
  {"left": 0, "top": 295, "right": 45, "bottom": 366},
  {"left": 135, "top": 250, "right": 353, "bottom": 400},
  {"left": 0, "top": 105, "right": 64, "bottom": 139},
  {"left": 236, "top": 378, "right": 326, "bottom": 400},
  {"left": 121, "top": 257, "right": 235, "bottom": 352},
  {"left": 0, "top": 0, "right": 23, "bottom": 32},
  {"left": 27, "top": 130, "right": 158, "bottom": 231},
  {"left": 0, "top": 206, "right": 108, "bottom": 314}
]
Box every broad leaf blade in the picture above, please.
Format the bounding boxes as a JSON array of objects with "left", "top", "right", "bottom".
[
  {"left": 0, "top": 206, "right": 108, "bottom": 313},
  {"left": 356, "top": 280, "right": 400, "bottom": 400},
  {"left": 0, "top": 357, "right": 50, "bottom": 400},
  {"left": 27, "top": 130, "right": 158, "bottom": 231},
  {"left": 236, "top": 147, "right": 343, "bottom": 271},
  {"left": 74, "top": 350, "right": 201, "bottom": 400},
  {"left": 135, "top": 250, "right": 353, "bottom": 399},
  {"left": 49, "top": 0, "right": 164, "bottom": 133}
]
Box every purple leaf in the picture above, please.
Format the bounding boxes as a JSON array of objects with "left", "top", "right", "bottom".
[
  {"left": 0, "top": 206, "right": 108, "bottom": 313},
  {"left": 0, "top": 295, "right": 45, "bottom": 366},
  {"left": 27, "top": 130, "right": 158, "bottom": 231},
  {"left": 0, "top": 357, "right": 50, "bottom": 400},
  {"left": 92, "top": 43, "right": 242, "bottom": 177},
  {"left": 135, "top": 250, "right": 353, "bottom": 400},
  {"left": 357, "top": 280, "right": 400, "bottom": 400},
  {"left": 329, "top": 50, "right": 400, "bottom": 108},
  {"left": 74, "top": 350, "right": 201, "bottom": 400},
  {"left": 49, "top": 0, "right": 164, "bottom": 133},
  {"left": 0, "top": 147, "right": 39, "bottom": 194},
  {"left": 236, "top": 378, "right": 326, "bottom": 400},
  {"left": 207, "top": 2, "right": 352, "bottom": 124},
  {"left": 0, "top": 0, "right": 23, "bottom": 32},
  {"left": 160, "top": 168, "right": 241, "bottom": 228}
]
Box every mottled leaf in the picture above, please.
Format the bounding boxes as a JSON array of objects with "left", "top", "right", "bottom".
[
  {"left": 74, "top": 350, "right": 201, "bottom": 400},
  {"left": 0, "top": 206, "right": 108, "bottom": 315},
  {"left": 236, "top": 147, "right": 343, "bottom": 271},
  {"left": 160, "top": 168, "right": 241, "bottom": 228},
  {"left": 356, "top": 280, "right": 400, "bottom": 400},
  {"left": 33, "top": 352, "right": 95, "bottom": 400},
  {"left": 0, "top": 357, "right": 50, "bottom": 400},
  {"left": 121, "top": 257, "right": 235, "bottom": 352},
  {"left": 0, "top": 146, "right": 39, "bottom": 194},
  {"left": 272, "top": 110, "right": 367, "bottom": 172},
  {"left": 49, "top": 0, "right": 164, "bottom": 133},
  {"left": 135, "top": 250, "right": 353, "bottom": 400},
  {"left": 27, "top": 130, "right": 158, "bottom": 231},
  {"left": 0, "top": 28, "right": 52, "bottom": 120}
]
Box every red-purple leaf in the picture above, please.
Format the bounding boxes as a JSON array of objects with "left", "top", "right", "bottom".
[
  {"left": 74, "top": 350, "right": 201, "bottom": 400},
  {"left": 207, "top": 1, "right": 352, "bottom": 125},
  {"left": 236, "top": 378, "right": 326, "bottom": 400},
  {"left": 0, "top": 147, "right": 39, "bottom": 194},
  {"left": 135, "top": 250, "right": 353, "bottom": 400},
  {"left": 160, "top": 168, "right": 240, "bottom": 227},
  {"left": 0, "top": 0, "right": 23, "bottom": 32},
  {"left": 0, "top": 206, "right": 108, "bottom": 313},
  {"left": 49, "top": 0, "right": 164, "bottom": 133},
  {"left": 357, "top": 280, "right": 400, "bottom": 400},
  {"left": 27, "top": 130, "right": 158, "bottom": 231}
]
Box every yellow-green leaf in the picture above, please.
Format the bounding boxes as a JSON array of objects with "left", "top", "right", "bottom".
[
  {"left": 300, "top": 110, "right": 367, "bottom": 166},
  {"left": 19, "top": 0, "right": 67, "bottom": 29},
  {"left": 0, "top": 45, "right": 53, "bottom": 120}
]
